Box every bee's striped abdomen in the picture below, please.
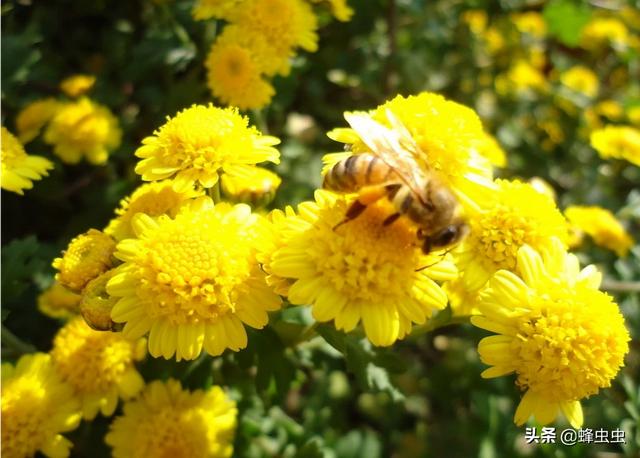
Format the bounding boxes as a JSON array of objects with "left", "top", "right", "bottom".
[{"left": 323, "top": 153, "right": 395, "bottom": 192}]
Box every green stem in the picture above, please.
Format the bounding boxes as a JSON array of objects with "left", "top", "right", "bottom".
[
  {"left": 409, "top": 314, "right": 471, "bottom": 338},
  {"left": 1, "top": 325, "right": 36, "bottom": 356},
  {"left": 601, "top": 280, "right": 640, "bottom": 293},
  {"left": 292, "top": 322, "right": 319, "bottom": 346},
  {"left": 251, "top": 109, "right": 269, "bottom": 134},
  {"left": 208, "top": 180, "right": 222, "bottom": 203}
]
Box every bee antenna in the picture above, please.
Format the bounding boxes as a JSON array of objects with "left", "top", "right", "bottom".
[{"left": 414, "top": 247, "right": 453, "bottom": 272}]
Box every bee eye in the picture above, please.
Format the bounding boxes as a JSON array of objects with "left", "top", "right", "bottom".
[{"left": 432, "top": 225, "right": 459, "bottom": 247}]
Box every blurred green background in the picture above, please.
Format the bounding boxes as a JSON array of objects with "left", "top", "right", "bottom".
[{"left": 2, "top": 0, "right": 639, "bottom": 456}]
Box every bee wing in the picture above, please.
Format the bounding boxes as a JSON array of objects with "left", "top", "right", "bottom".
[{"left": 344, "top": 111, "right": 427, "bottom": 200}]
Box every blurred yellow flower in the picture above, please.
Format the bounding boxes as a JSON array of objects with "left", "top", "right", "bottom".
[
  {"left": 53, "top": 229, "right": 117, "bottom": 292},
  {"left": 590, "top": 125, "right": 640, "bottom": 167},
  {"left": 472, "top": 241, "right": 630, "bottom": 428},
  {"left": 496, "top": 60, "right": 547, "bottom": 96},
  {"left": 15, "top": 98, "right": 60, "bottom": 143},
  {"left": 2, "top": 353, "right": 81, "bottom": 458},
  {"left": 1, "top": 126, "right": 54, "bottom": 195},
  {"left": 627, "top": 106, "right": 640, "bottom": 126},
  {"left": 38, "top": 282, "right": 81, "bottom": 320},
  {"left": 205, "top": 38, "right": 275, "bottom": 110},
  {"left": 267, "top": 190, "right": 456, "bottom": 346},
  {"left": 560, "top": 66, "right": 599, "bottom": 98},
  {"left": 51, "top": 317, "right": 146, "bottom": 420},
  {"left": 456, "top": 179, "right": 569, "bottom": 291},
  {"left": 59, "top": 74, "right": 96, "bottom": 98},
  {"left": 106, "top": 198, "right": 282, "bottom": 360},
  {"left": 310, "top": 0, "right": 353, "bottom": 22},
  {"left": 581, "top": 17, "right": 630, "bottom": 50},
  {"left": 510, "top": 11, "right": 546, "bottom": 38},
  {"left": 565, "top": 205, "right": 634, "bottom": 256},
  {"left": 192, "top": 0, "right": 242, "bottom": 20},
  {"left": 106, "top": 379, "right": 237, "bottom": 458},
  {"left": 327, "top": 92, "right": 497, "bottom": 213},
  {"left": 135, "top": 104, "right": 280, "bottom": 189},
  {"left": 229, "top": 0, "right": 319, "bottom": 53},
  {"left": 105, "top": 180, "right": 202, "bottom": 241},
  {"left": 221, "top": 164, "right": 281, "bottom": 207},
  {"left": 44, "top": 98, "right": 121, "bottom": 165},
  {"left": 462, "top": 10, "right": 488, "bottom": 35}
]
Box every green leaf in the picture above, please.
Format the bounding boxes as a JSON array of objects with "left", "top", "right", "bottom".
[
  {"left": 1, "top": 236, "right": 47, "bottom": 304},
  {"left": 253, "top": 328, "right": 296, "bottom": 396},
  {"left": 543, "top": 0, "right": 592, "bottom": 47},
  {"left": 294, "top": 437, "right": 324, "bottom": 458}
]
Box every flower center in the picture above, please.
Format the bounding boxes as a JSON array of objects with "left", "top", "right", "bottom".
[
  {"left": 310, "top": 200, "right": 420, "bottom": 303},
  {"left": 1, "top": 379, "right": 51, "bottom": 457},
  {"left": 473, "top": 205, "right": 536, "bottom": 271},
  {"left": 52, "top": 321, "right": 134, "bottom": 393},
  {"left": 132, "top": 408, "right": 210, "bottom": 458},
  {"left": 136, "top": 215, "right": 252, "bottom": 325},
  {"left": 512, "top": 282, "right": 628, "bottom": 402}
]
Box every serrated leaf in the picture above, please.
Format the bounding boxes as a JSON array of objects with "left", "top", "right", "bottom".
[{"left": 543, "top": 0, "right": 592, "bottom": 47}]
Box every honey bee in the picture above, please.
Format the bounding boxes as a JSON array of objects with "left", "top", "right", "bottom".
[{"left": 323, "top": 110, "right": 468, "bottom": 254}]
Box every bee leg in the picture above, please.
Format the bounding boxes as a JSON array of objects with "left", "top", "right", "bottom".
[
  {"left": 333, "top": 200, "right": 367, "bottom": 230},
  {"left": 382, "top": 213, "right": 401, "bottom": 226},
  {"left": 415, "top": 247, "right": 453, "bottom": 272}
]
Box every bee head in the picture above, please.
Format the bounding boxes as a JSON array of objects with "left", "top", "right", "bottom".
[{"left": 421, "top": 221, "right": 468, "bottom": 253}]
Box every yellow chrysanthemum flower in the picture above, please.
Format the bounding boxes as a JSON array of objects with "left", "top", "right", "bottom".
[
  {"left": 38, "top": 282, "right": 81, "bottom": 320},
  {"left": 105, "top": 180, "right": 202, "bottom": 241},
  {"left": 106, "top": 198, "right": 282, "bottom": 360},
  {"left": 565, "top": 206, "right": 634, "bottom": 257},
  {"left": 456, "top": 179, "right": 569, "bottom": 291},
  {"left": 205, "top": 38, "right": 275, "bottom": 110},
  {"left": 510, "top": 11, "right": 547, "bottom": 38},
  {"left": 59, "top": 74, "right": 96, "bottom": 98},
  {"left": 326, "top": 92, "right": 496, "bottom": 213},
  {"left": 590, "top": 125, "right": 640, "bottom": 167},
  {"left": 16, "top": 98, "right": 61, "bottom": 143},
  {"left": 53, "top": 229, "right": 117, "bottom": 292},
  {"left": 228, "top": 0, "right": 319, "bottom": 53},
  {"left": 471, "top": 241, "right": 630, "bottom": 428},
  {"left": 80, "top": 269, "right": 123, "bottom": 331},
  {"left": 134, "top": 104, "right": 280, "bottom": 190},
  {"left": 105, "top": 379, "right": 237, "bottom": 458},
  {"left": 1, "top": 127, "right": 54, "bottom": 195},
  {"left": 462, "top": 10, "right": 488, "bottom": 35},
  {"left": 559, "top": 66, "right": 599, "bottom": 98},
  {"left": 1, "top": 353, "right": 81, "bottom": 458},
  {"left": 51, "top": 317, "right": 146, "bottom": 420},
  {"left": 221, "top": 164, "right": 281, "bottom": 207},
  {"left": 223, "top": 24, "right": 293, "bottom": 77},
  {"left": 44, "top": 98, "right": 121, "bottom": 165},
  {"left": 267, "top": 190, "right": 457, "bottom": 346},
  {"left": 192, "top": 0, "right": 242, "bottom": 20},
  {"left": 581, "top": 17, "right": 630, "bottom": 50}
]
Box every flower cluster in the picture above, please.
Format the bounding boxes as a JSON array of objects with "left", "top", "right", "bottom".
[
  {"left": 193, "top": 0, "right": 352, "bottom": 109},
  {"left": 40, "top": 86, "right": 631, "bottom": 439},
  {"left": 293, "top": 91, "right": 628, "bottom": 429},
  {"left": 14, "top": 75, "right": 121, "bottom": 165},
  {"left": 50, "top": 104, "right": 283, "bottom": 362}
]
